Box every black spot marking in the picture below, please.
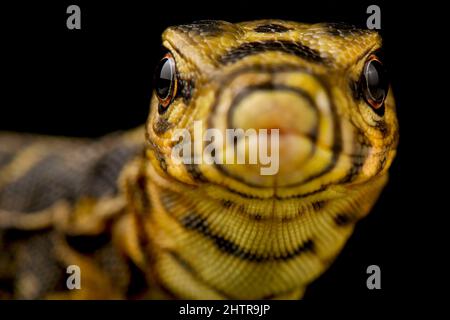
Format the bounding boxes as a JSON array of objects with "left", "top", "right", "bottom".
[
  {"left": 340, "top": 130, "right": 372, "bottom": 184},
  {"left": 181, "top": 213, "right": 315, "bottom": 261},
  {"left": 221, "top": 199, "right": 233, "bottom": 209},
  {"left": 147, "top": 140, "right": 167, "bottom": 172},
  {"left": 254, "top": 24, "right": 292, "bottom": 33},
  {"left": 376, "top": 153, "right": 388, "bottom": 175},
  {"left": 153, "top": 117, "right": 172, "bottom": 135},
  {"left": 341, "top": 161, "right": 364, "bottom": 184},
  {"left": 312, "top": 200, "right": 326, "bottom": 211},
  {"left": 219, "top": 40, "right": 326, "bottom": 65},
  {"left": 184, "top": 163, "right": 206, "bottom": 182},
  {"left": 254, "top": 214, "right": 262, "bottom": 221},
  {"left": 334, "top": 213, "right": 355, "bottom": 226},
  {"left": 177, "top": 78, "right": 195, "bottom": 104},
  {"left": 159, "top": 157, "right": 167, "bottom": 171},
  {"left": 219, "top": 200, "right": 268, "bottom": 222},
  {"left": 375, "top": 119, "right": 388, "bottom": 136},
  {"left": 325, "top": 22, "right": 367, "bottom": 37},
  {"left": 176, "top": 20, "right": 227, "bottom": 36}
]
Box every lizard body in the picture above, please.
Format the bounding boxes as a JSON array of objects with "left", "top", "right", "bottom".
[{"left": 0, "top": 20, "right": 398, "bottom": 299}]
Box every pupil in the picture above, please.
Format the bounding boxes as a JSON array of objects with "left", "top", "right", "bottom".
[
  {"left": 156, "top": 58, "right": 173, "bottom": 99},
  {"left": 366, "top": 60, "right": 386, "bottom": 102}
]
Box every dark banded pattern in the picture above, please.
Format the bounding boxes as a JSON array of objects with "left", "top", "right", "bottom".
[
  {"left": 181, "top": 212, "right": 316, "bottom": 262},
  {"left": 0, "top": 134, "right": 142, "bottom": 213},
  {"left": 325, "top": 22, "right": 370, "bottom": 37},
  {"left": 254, "top": 24, "right": 292, "bottom": 33},
  {"left": 176, "top": 20, "right": 230, "bottom": 36},
  {"left": 219, "top": 40, "right": 326, "bottom": 65}
]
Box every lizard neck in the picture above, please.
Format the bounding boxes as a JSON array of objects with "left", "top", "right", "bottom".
[{"left": 120, "top": 152, "right": 387, "bottom": 299}]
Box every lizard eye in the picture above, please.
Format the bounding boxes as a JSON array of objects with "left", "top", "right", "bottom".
[
  {"left": 154, "top": 52, "right": 177, "bottom": 114},
  {"left": 361, "top": 55, "right": 388, "bottom": 115}
]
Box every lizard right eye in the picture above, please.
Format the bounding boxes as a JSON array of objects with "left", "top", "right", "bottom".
[
  {"left": 154, "top": 52, "right": 177, "bottom": 114},
  {"left": 361, "top": 55, "right": 388, "bottom": 116}
]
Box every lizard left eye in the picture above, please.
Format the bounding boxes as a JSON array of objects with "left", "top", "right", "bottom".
[
  {"left": 154, "top": 52, "right": 177, "bottom": 114},
  {"left": 362, "top": 55, "right": 389, "bottom": 115}
]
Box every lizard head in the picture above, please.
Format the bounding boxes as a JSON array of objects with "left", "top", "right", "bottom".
[{"left": 145, "top": 20, "right": 398, "bottom": 198}]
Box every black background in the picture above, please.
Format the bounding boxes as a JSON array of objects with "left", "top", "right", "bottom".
[{"left": 0, "top": 0, "right": 438, "bottom": 301}]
